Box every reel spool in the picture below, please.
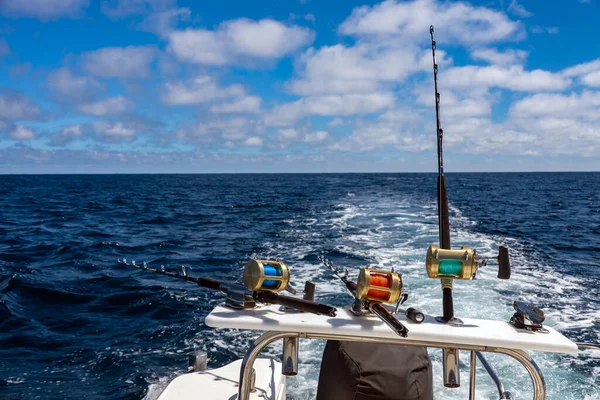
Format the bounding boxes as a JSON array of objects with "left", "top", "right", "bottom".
[
  {"left": 426, "top": 245, "right": 477, "bottom": 280},
  {"left": 356, "top": 268, "right": 402, "bottom": 304},
  {"left": 243, "top": 260, "right": 290, "bottom": 292}
]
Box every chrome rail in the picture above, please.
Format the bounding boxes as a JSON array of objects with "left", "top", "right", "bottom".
[
  {"left": 476, "top": 351, "right": 513, "bottom": 399},
  {"left": 237, "top": 331, "right": 547, "bottom": 400}
]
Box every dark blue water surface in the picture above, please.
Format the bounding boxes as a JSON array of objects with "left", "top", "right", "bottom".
[{"left": 0, "top": 173, "right": 599, "bottom": 399}]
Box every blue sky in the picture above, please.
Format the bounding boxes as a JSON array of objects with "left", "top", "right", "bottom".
[{"left": 0, "top": 0, "right": 599, "bottom": 173}]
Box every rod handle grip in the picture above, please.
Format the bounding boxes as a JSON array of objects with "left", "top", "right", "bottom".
[{"left": 254, "top": 291, "right": 337, "bottom": 317}]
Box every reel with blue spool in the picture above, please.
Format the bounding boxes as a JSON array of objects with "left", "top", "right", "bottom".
[{"left": 243, "top": 260, "right": 291, "bottom": 292}]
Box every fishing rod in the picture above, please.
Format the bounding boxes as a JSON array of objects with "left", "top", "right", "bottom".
[
  {"left": 430, "top": 25, "right": 454, "bottom": 323},
  {"left": 318, "top": 256, "right": 423, "bottom": 338},
  {"left": 428, "top": 25, "right": 511, "bottom": 389},
  {"left": 118, "top": 258, "right": 337, "bottom": 317}
]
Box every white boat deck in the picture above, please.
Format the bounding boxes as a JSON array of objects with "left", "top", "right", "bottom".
[{"left": 206, "top": 303, "right": 578, "bottom": 354}]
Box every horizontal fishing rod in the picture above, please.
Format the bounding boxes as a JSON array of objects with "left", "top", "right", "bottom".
[{"left": 118, "top": 258, "right": 337, "bottom": 317}]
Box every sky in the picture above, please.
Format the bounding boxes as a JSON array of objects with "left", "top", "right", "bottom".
[{"left": 0, "top": 0, "right": 599, "bottom": 173}]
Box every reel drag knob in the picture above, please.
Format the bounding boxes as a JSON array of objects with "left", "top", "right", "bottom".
[
  {"left": 243, "top": 260, "right": 291, "bottom": 292},
  {"left": 356, "top": 268, "right": 402, "bottom": 304}
]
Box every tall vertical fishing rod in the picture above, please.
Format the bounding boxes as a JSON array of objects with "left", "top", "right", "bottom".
[{"left": 430, "top": 25, "right": 454, "bottom": 322}]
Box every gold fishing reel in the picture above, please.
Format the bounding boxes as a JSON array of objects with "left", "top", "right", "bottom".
[
  {"left": 426, "top": 245, "right": 511, "bottom": 280},
  {"left": 426, "top": 245, "right": 478, "bottom": 280},
  {"left": 243, "top": 260, "right": 291, "bottom": 292},
  {"left": 356, "top": 268, "right": 403, "bottom": 303}
]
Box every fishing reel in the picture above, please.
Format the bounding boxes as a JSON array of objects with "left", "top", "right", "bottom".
[
  {"left": 243, "top": 260, "right": 292, "bottom": 292},
  {"left": 426, "top": 245, "right": 511, "bottom": 280},
  {"left": 357, "top": 268, "right": 405, "bottom": 304}
]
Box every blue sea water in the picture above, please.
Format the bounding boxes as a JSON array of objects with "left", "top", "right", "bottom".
[{"left": 0, "top": 173, "right": 599, "bottom": 400}]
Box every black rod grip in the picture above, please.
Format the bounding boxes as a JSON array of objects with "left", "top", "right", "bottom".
[
  {"left": 370, "top": 302, "right": 409, "bottom": 338},
  {"left": 497, "top": 246, "right": 511, "bottom": 279},
  {"left": 196, "top": 276, "right": 224, "bottom": 291},
  {"left": 254, "top": 291, "right": 337, "bottom": 317},
  {"left": 345, "top": 280, "right": 358, "bottom": 295},
  {"left": 442, "top": 287, "right": 454, "bottom": 321},
  {"left": 438, "top": 175, "right": 451, "bottom": 250}
]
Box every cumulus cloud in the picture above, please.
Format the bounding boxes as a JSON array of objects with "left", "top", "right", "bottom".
[
  {"left": 10, "top": 125, "right": 37, "bottom": 140},
  {"left": 289, "top": 44, "right": 441, "bottom": 96},
  {"left": 51, "top": 124, "right": 84, "bottom": 145},
  {"left": 101, "top": 0, "right": 190, "bottom": 35},
  {"left": 442, "top": 65, "right": 570, "bottom": 91},
  {"left": 562, "top": 58, "right": 600, "bottom": 88},
  {"left": 209, "top": 96, "right": 261, "bottom": 114},
  {"left": 265, "top": 93, "right": 396, "bottom": 126},
  {"left": 81, "top": 46, "right": 157, "bottom": 78},
  {"left": 0, "top": 90, "right": 41, "bottom": 120},
  {"left": 339, "top": 0, "right": 524, "bottom": 45},
  {"left": 168, "top": 18, "right": 314, "bottom": 65},
  {"left": 507, "top": 0, "right": 533, "bottom": 18},
  {"left": 91, "top": 121, "right": 139, "bottom": 140},
  {"left": 510, "top": 91, "right": 600, "bottom": 119},
  {"left": 471, "top": 48, "right": 528, "bottom": 66},
  {"left": 0, "top": 0, "right": 89, "bottom": 21},
  {"left": 47, "top": 68, "right": 105, "bottom": 101},
  {"left": 162, "top": 76, "right": 244, "bottom": 105},
  {"left": 162, "top": 75, "right": 261, "bottom": 113},
  {"left": 78, "top": 96, "right": 131, "bottom": 116}
]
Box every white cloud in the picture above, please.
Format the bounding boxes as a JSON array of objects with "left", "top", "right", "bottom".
[
  {"left": 176, "top": 117, "right": 264, "bottom": 145},
  {"left": 443, "top": 65, "right": 570, "bottom": 91},
  {"left": 101, "top": 0, "right": 174, "bottom": 18},
  {"left": 582, "top": 71, "right": 600, "bottom": 87},
  {"left": 210, "top": 96, "right": 261, "bottom": 114},
  {"left": 81, "top": 46, "right": 157, "bottom": 78},
  {"left": 47, "top": 68, "right": 104, "bottom": 101},
  {"left": 562, "top": 58, "right": 600, "bottom": 87},
  {"left": 304, "top": 131, "right": 329, "bottom": 143},
  {"left": 507, "top": 0, "right": 533, "bottom": 18},
  {"left": 92, "top": 121, "right": 137, "bottom": 139},
  {"left": 10, "top": 125, "right": 36, "bottom": 140},
  {"left": 0, "top": 0, "right": 88, "bottom": 21},
  {"left": 339, "top": 0, "right": 524, "bottom": 45},
  {"left": 531, "top": 26, "right": 559, "bottom": 35},
  {"left": 0, "top": 90, "right": 41, "bottom": 120},
  {"left": 289, "top": 44, "right": 439, "bottom": 96},
  {"left": 168, "top": 18, "right": 314, "bottom": 65},
  {"left": 51, "top": 125, "right": 84, "bottom": 145},
  {"left": 78, "top": 96, "right": 131, "bottom": 116},
  {"left": 101, "top": 0, "right": 189, "bottom": 35},
  {"left": 243, "top": 136, "right": 263, "bottom": 146},
  {"left": 265, "top": 93, "right": 396, "bottom": 126},
  {"left": 510, "top": 91, "right": 600, "bottom": 119},
  {"left": 162, "top": 76, "right": 245, "bottom": 105},
  {"left": 327, "top": 117, "right": 344, "bottom": 128},
  {"left": 471, "top": 48, "right": 528, "bottom": 66}
]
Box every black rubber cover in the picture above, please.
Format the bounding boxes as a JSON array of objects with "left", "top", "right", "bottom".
[{"left": 316, "top": 341, "right": 433, "bottom": 400}]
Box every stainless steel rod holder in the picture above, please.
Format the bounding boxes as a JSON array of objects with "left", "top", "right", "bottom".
[
  {"left": 282, "top": 337, "right": 299, "bottom": 376},
  {"left": 443, "top": 348, "right": 460, "bottom": 387},
  {"left": 469, "top": 351, "right": 477, "bottom": 400}
]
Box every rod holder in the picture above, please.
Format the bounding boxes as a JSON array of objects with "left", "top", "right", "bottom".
[
  {"left": 282, "top": 337, "right": 299, "bottom": 376},
  {"left": 443, "top": 348, "right": 460, "bottom": 388},
  {"left": 188, "top": 351, "right": 207, "bottom": 372}
]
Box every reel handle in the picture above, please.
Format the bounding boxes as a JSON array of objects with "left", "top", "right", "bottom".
[
  {"left": 254, "top": 291, "right": 337, "bottom": 317},
  {"left": 497, "top": 246, "right": 511, "bottom": 279}
]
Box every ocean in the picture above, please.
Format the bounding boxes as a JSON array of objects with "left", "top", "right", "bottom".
[{"left": 0, "top": 173, "right": 599, "bottom": 399}]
